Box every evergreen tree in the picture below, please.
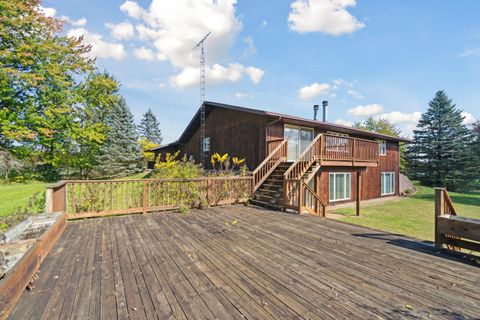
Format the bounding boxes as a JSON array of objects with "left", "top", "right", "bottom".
[
  {"left": 138, "top": 109, "right": 163, "bottom": 144},
  {"left": 407, "top": 90, "right": 473, "bottom": 190},
  {"left": 471, "top": 121, "right": 480, "bottom": 188},
  {"left": 93, "top": 97, "right": 142, "bottom": 178}
]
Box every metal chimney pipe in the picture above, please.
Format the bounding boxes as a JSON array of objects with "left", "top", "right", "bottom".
[
  {"left": 313, "top": 104, "right": 319, "bottom": 121},
  {"left": 322, "top": 100, "right": 328, "bottom": 122}
]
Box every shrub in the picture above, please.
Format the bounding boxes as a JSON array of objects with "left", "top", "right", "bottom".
[
  {"left": 153, "top": 151, "right": 203, "bottom": 179},
  {"left": 35, "top": 163, "right": 61, "bottom": 182},
  {"left": 210, "top": 153, "right": 248, "bottom": 176}
]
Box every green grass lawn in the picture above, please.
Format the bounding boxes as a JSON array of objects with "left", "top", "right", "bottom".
[
  {"left": 0, "top": 171, "right": 152, "bottom": 219},
  {"left": 0, "top": 182, "right": 47, "bottom": 217},
  {"left": 333, "top": 184, "right": 480, "bottom": 241}
]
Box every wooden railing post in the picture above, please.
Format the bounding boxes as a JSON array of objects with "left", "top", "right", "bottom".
[
  {"left": 434, "top": 187, "right": 445, "bottom": 249},
  {"left": 298, "top": 181, "right": 303, "bottom": 214},
  {"left": 356, "top": 172, "right": 361, "bottom": 216},
  {"left": 142, "top": 181, "right": 147, "bottom": 214},
  {"left": 46, "top": 181, "right": 67, "bottom": 214}
]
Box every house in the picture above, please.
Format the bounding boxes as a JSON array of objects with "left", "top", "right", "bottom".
[{"left": 152, "top": 101, "right": 410, "bottom": 214}]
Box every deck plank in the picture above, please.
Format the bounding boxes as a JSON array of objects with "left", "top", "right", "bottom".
[{"left": 9, "top": 205, "right": 480, "bottom": 319}]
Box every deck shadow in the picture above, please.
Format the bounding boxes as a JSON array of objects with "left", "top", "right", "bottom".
[{"left": 352, "top": 232, "right": 479, "bottom": 267}]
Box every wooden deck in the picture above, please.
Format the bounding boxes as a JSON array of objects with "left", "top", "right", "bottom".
[{"left": 10, "top": 206, "right": 480, "bottom": 319}]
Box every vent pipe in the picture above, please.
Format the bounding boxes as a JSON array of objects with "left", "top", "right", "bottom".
[
  {"left": 322, "top": 100, "right": 328, "bottom": 122},
  {"left": 313, "top": 104, "right": 319, "bottom": 121}
]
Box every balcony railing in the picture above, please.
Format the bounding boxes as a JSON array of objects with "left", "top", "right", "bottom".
[{"left": 320, "top": 134, "right": 379, "bottom": 165}]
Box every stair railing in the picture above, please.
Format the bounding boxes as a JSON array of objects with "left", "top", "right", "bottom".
[
  {"left": 283, "top": 134, "right": 323, "bottom": 211},
  {"left": 251, "top": 139, "right": 287, "bottom": 193},
  {"left": 300, "top": 180, "right": 327, "bottom": 217},
  {"left": 284, "top": 133, "right": 322, "bottom": 181}
]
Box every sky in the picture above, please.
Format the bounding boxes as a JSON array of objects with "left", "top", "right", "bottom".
[{"left": 41, "top": 0, "right": 480, "bottom": 143}]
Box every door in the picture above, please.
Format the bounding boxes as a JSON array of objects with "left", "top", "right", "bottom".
[{"left": 284, "top": 125, "right": 314, "bottom": 161}]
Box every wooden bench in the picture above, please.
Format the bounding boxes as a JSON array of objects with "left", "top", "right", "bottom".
[{"left": 434, "top": 187, "right": 480, "bottom": 253}]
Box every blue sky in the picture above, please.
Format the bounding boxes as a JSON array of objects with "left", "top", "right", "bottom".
[{"left": 42, "top": 0, "right": 479, "bottom": 143}]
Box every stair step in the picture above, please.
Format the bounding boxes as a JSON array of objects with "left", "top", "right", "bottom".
[
  {"left": 257, "top": 189, "right": 283, "bottom": 196},
  {"left": 261, "top": 183, "right": 284, "bottom": 190},
  {"left": 253, "top": 193, "right": 284, "bottom": 203},
  {"left": 250, "top": 199, "right": 284, "bottom": 211},
  {"left": 265, "top": 178, "right": 283, "bottom": 184}
]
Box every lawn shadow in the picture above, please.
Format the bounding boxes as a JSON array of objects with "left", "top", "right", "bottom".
[{"left": 352, "top": 233, "right": 479, "bottom": 267}]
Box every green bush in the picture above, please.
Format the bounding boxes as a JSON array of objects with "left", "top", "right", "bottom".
[
  {"left": 153, "top": 151, "right": 203, "bottom": 179},
  {"left": 35, "top": 163, "right": 61, "bottom": 182}
]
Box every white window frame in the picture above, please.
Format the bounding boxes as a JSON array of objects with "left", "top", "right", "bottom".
[
  {"left": 381, "top": 172, "right": 395, "bottom": 196},
  {"left": 379, "top": 140, "right": 387, "bottom": 156},
  {"left": 329, "top": 172, "right": 351, "bottom": 202}
]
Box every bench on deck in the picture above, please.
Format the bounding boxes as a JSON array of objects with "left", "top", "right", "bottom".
[{"left": 434, "top": 187, "right": 480, "bottom": 253}]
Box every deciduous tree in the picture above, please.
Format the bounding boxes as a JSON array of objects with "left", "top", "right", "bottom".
[{"left": 353, "top": 117, "right": 407, "bottom": 172}]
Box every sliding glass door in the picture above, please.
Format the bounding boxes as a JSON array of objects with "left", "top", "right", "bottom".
[{"left": 284, "top": 125, "right": 314, "bottom": 161}]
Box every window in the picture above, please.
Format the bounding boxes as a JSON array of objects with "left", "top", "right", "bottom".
[
  {"left": 203, "top": 137, "right": 210, "bottom": 152},
  {"left": 329, "top": 173, "right": 351, "bottom": 202},
  {"left": 379, "top": 140, "right": 387, "bottom": 156},
  {"left": 381, "top": 172, "right": 395, "bottom": 195}
]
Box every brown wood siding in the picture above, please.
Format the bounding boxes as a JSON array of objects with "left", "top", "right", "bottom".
[
  {"left": 183, "top": 108, "right": 271, "bottom": 170},
  {"left": 266, "top": 122, "right": 284, "bottom": 141},
  {"left": 316, "top": 141, "right": 400, "bottom": 205}
]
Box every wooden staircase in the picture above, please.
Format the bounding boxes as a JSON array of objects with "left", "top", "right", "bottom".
[
  {"left": 250, "top": 162, "right": 291, "bottom": 210},
  {"left": 250, "top": 133, "right": 380, "bottom": 216}
]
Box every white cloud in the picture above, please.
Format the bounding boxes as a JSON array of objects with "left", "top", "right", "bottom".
[
  {"left": 332, "top": 78, "right": 354, "bottom": 89},
  {"left": 67, "top": 28, "right": 127, "bottom": 61},
  {"left": 243, "top": 36, "right": 257, "bottom": 57},
  {"left": 298, "top": 82, "right": 330, "bottom": 100},
  {"left": 261, "top": 20, "right": 268, "bottom": 27},
  {"left": 118, "top": 0, "right": 263, "bottom": 87},
  {"left": 348, "top": 104, "right": 383, "bottom": 116},
  {"left": 245, "top": 66, "right": 265, "bottom": 84},
  {"left": 288, "top": 0, "right": 364, "bottom": 35},
  {"left": 38, "top": 5, "right": 56, "bottom": 18},
  {"left": 347, "top": 89, "right": 364, "bottom": 99},
  {"left": 106, "top": 21, "right": 135, "bottom": 40},
  {"left": 71, "top": 17, "right": 87, "bottom": 26},
  {"left": 120, "top": 0, "right": 146, "bottom": 19},
  {"left": 334, "top": 119, "right": 353, "bottom": 127},
  {"left": 461, "top": 111, "right": 476, "bottom": 125},
  {"left": 236, "top": 92, "right": 254, "bottom": 99},
  {"left": 374, "top": 111, "right": 422, "bottom": 124},
  {"left": 136, "top": 24, "right": 161, "bottom": 41},
  {"left": 169, "top": 64, "right": 263, "bottom": 87},
  {"left": 134, "top": 47, "right": 155, "bottom": 61},
  {"left": 459, "top": 48, "right": 480, "bottom": 58}
]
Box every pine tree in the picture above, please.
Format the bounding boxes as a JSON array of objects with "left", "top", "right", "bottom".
[
  {"left": 407, "top": 90, "right": 473, "bottom": 190},
  {"left": 93, "top": 97, "right": 142, "bottom": 178},
  {"left": 138, "top": 109, "right": 163, "bottom": 144},
  {"left": 471, "top": 121, "right": 480, "bottom": 188}
]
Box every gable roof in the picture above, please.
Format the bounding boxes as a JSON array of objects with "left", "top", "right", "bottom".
[{"left": 153, "top": 101, "right": 411, "bottom": 151}]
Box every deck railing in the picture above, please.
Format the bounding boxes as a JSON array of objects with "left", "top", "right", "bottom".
[
  {"left": 434, "top": 188, "right": 480, "bottom": 253},
  {"left": 283, "top": 134, "right": 378, "bottom": 212},
  {"left": 321, "top": 134, "right": 379, "bottom": 163},
  {"left": 283, "top": 179, "right": 326, "bottom": 216},
  {"left": 252, "top": 139, "right": 287, "bottom": 192},
  {"left": 48, "top": 176, "right": 253, "bottom": 219}
]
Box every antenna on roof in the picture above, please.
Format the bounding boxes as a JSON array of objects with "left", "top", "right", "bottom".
[{"left": 192, "top": 32, "right": 211, "bottom": 167}]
